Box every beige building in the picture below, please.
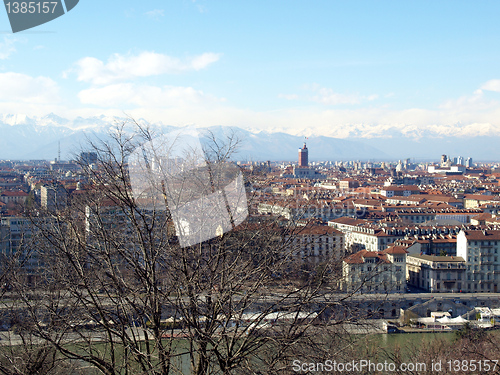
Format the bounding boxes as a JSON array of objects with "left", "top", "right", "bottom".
[
  {"left": 289, "top": 225, "right": 345, "bottom": 263},
  {"left": 0, "top": 191, "right": 29, "bottom": 205},
  {"left": 380, "top": 185, "right": 420, "bottom": 198},
  {"left": 463, "top": 194, "right": 500, "bottom": 209},
  {"left": 342, "top": 245, "right": 407, "bottom": 293},
  {"left": 406, "top": 254, "right": 466, "bottom": 292}
]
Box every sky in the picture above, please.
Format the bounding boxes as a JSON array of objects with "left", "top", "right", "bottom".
[{"left": 1, "top": 0, "right": 500, "bottom": 139}]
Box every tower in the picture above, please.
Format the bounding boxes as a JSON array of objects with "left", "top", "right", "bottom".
[{"left": 298, "top": 143, "right": 308, "bottom": 167}]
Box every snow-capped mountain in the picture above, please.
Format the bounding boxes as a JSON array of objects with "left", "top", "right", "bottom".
[
  {"left": 0, "top": 114, "right": 390, "bottom": 161},
  {"left": 0, "top": 113, "right": 499, "bottom": 161}
]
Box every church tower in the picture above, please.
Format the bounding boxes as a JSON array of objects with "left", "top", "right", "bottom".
[{"left": 298, "top": 143, "right": 308, "bottom": 167}]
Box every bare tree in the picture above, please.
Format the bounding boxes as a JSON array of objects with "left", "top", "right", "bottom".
[{"left": 3, "top": 120, "right": 371, "bottom": 374}]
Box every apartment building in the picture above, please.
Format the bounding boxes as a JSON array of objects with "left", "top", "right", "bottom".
[
  {"left": 457, "top": 229, "right": 500, "bottom": 293},
  {"left": 289, "top": 225, "right": 345, "bottom": 263},
  {"left": 406, "top": 254, "right": 466, "bottom": 292},
  {"left": 342, "top": 245, "right": 407, "bottom": 293},
  {"left": 0, "top": 217, "right": 40, "bottom": 277},
  {"left": 0, "top": 191, "right": 29, "bottom": 205},
  {"left": 41, "top": 183, "right": 67, "bottom": 211},
  {"left": 329, "top": 216, "right": 463, "bottom": 254},
  {"left": 380, "top": 185, "right": 420, "bottom": 198}
]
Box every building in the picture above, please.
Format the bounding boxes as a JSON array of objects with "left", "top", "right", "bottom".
[
  {"left": 406, "top": 254, "right": 466, "bottom": 292},
  {"left": 329, "top": 217, "right": 465, "bottom": 254},
  {"left": 298, "top": 143, "right": 308, "bottom": 167},
  {"left": 342, "top": 245, "right": 407, "bottom": 293},
  {"left": 285, "top": 165, "right": 325, "bottom": 179},
  {"left": 0, "top": 217, "right": 40, "bottom": 277},
  {"left": 463, "top": 194, "right": 500, "bottom": 209},
  {"left": 380, "top": 185, "right": 420, "bottom": 198},
  {"left": 41, "top": 183, "right": 67, "bottom": 211},
  {"left": 427, "top": 165, "right": 466, "bottom": 175},
  {"left": 404, "top": 235, "right": 458, "bottom": 256},
  {"left": 384, "top": 176, "right": 435, "bottom": 186},
  {"left": 0, "top": 191, "right": 29, "bottom": 205},
  {"left": 80, "top": 152, "right": 98, "bottom": 166},
  {"left": 339, "top": 178, "right": 359, "bottom": 190},
  {"left": 457, "top": 230, "right": 500, "bottom": 293},
  {"left": 289, "top": 225, "right": 345, "bottom": 263}
]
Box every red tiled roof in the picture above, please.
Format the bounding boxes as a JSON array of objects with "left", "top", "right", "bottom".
[
  {"left": 296, "top": 225, "right": 343, "bottom": 236},
  {"left": 1, "top": 191, "right": 28, "bottom": 196},
  {"left": 382, "top": 245, "right": 408, "bottom": 255},
  {"left": 344, "top": 249, "right": 391, "bottom": 264},
  {"left": 462, "top": 230, "right": 500, "bottom": 241}
]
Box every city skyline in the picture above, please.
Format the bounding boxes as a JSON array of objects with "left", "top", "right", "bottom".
[{"left": 3, "top": 3, "right": 500, "bottom": 370}]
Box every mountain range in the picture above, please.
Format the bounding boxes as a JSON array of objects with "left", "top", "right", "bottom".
[{"left": 0, "top": 114, "right": 498, "bottom": 162}]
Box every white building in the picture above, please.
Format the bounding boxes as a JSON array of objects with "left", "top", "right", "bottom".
[
  {"left": 428, "top": 165, "right": 466, "bottom": 174},
  {"left": 457, "top": 229, "right": 500, "bottom": 293},
  {"left": 41, "top": 184, "right": 67, "bottom": 211},
  {"left": 380, "top": 185, "right": 420, "bottom": 198}
]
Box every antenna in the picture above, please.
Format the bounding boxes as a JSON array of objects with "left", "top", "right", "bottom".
[{"left": 58, "top": 141, "right": 61, "bottom": 162}]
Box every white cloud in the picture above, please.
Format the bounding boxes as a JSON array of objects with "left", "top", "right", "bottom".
[
  {"left": 278, "top": 94, "right": 299, "bottom": 100},
  {"left": 0, "top": 36, "right": 18, "bottom": 60},
  {"left": 191, "top": 53, "right": 220, "bottom": 70},
  {"left": 70, "top": 51, "right": 222, "bottom": 85},
  {"left": 481, "top": 79, "right": 500, "bottom": 93},
  {"left": 287, "top": 84, "right": 379, "bottom": 106},
  {"left": 78, "top": 83, "right": 223, "bottom": 108},
  {"left": 439, "top": 89, "right": 496, "bottom": 111},
  {"left": 144, "top": 9, "right": 164, "bottom": 19},
  {"left": 313, "top": 88, "right": 362, "bottom": 105},
  {"left": 3, "top": 70, "right": 500, "bottom": 141},
  {"left": 0, "top": 72, "right": 60, "bottom": 103},
  {"left": 68, "top": 78, "right": 500, "bottom": 139}
]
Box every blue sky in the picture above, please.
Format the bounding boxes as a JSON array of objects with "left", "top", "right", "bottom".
[{"left": 1, "top": 0, "right": 500, "bottom": 138}]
